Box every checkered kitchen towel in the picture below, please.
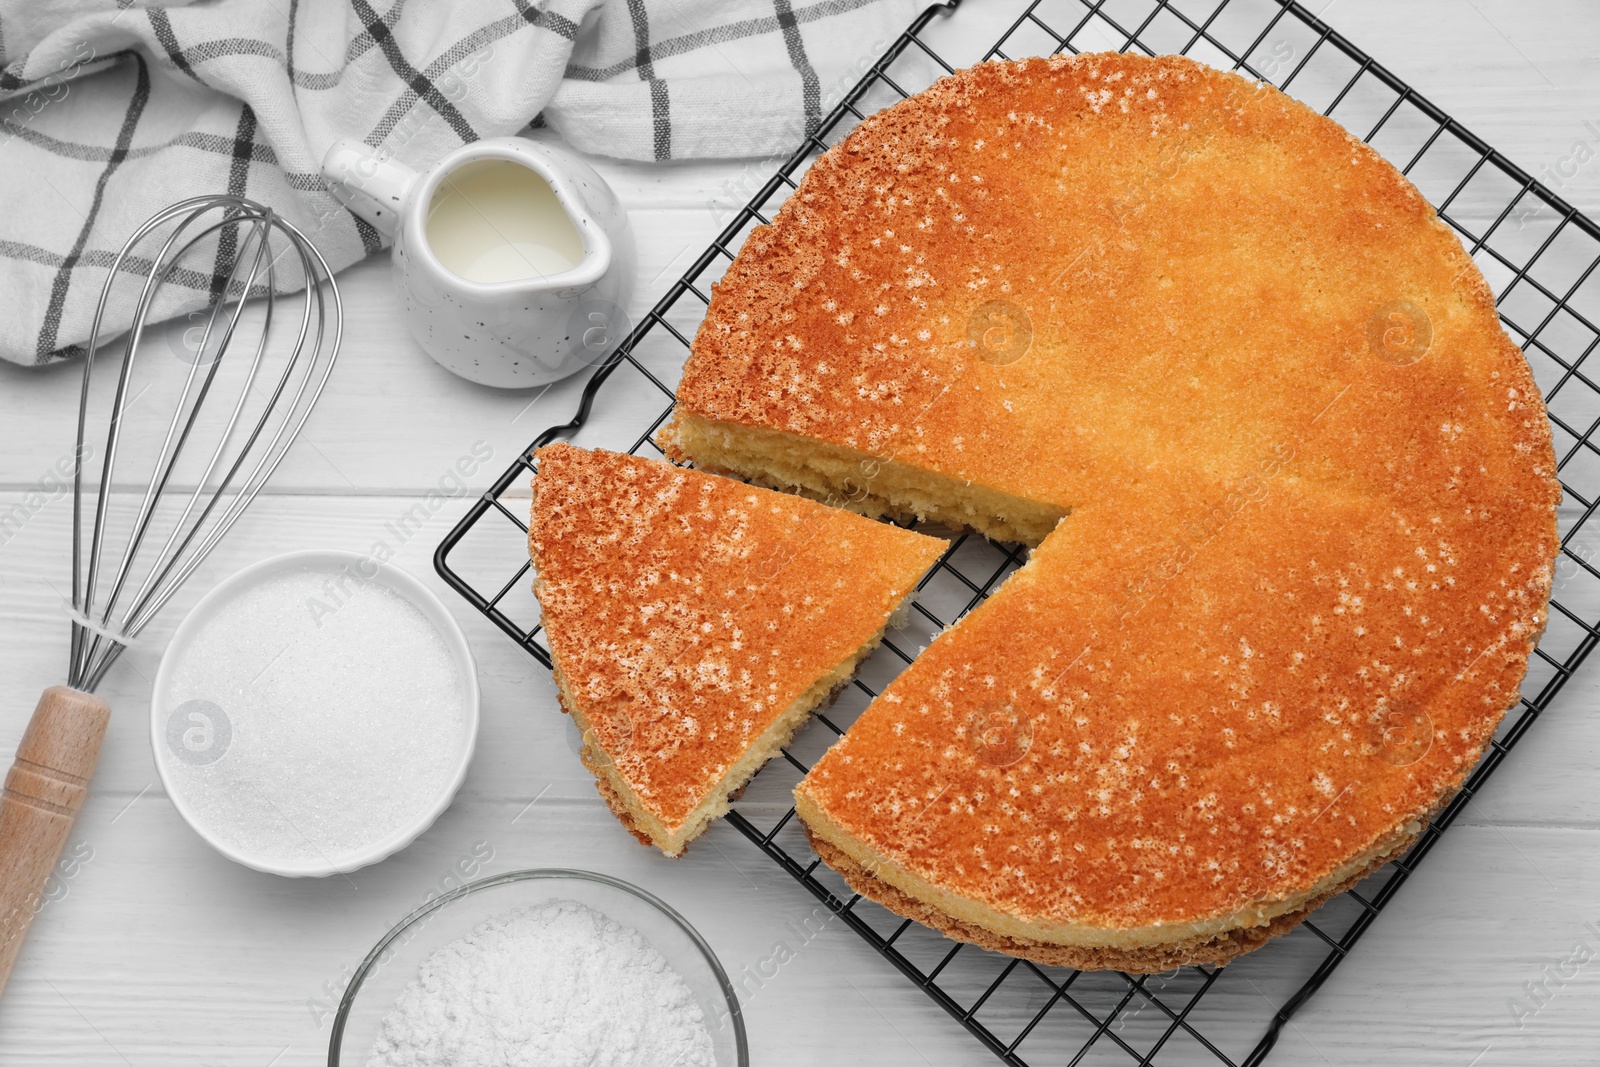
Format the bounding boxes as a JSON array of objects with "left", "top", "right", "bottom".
[{"left": 0, "top": 0, "right": 923, "bottom": 367}]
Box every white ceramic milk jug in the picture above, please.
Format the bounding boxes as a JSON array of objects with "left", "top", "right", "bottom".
[{"left": 322, "top": 136, "right": 635, "bottom": 389}]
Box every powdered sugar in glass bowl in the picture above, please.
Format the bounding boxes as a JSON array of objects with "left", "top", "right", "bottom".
[{"left": 328, "top": 869, "right": 748, "bottom": 1067}]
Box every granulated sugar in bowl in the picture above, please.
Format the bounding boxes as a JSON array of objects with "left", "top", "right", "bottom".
[{"left": 151, "top": 550, "right": 479, "bottom": 876}]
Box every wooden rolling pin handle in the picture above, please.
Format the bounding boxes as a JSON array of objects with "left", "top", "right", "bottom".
[{"left": 0, "top": 686, "right": 110, "bottom": 997}]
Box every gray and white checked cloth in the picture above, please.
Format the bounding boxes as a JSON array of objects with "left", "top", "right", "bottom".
[{"left": 0, "top": 0, "right": 923, "bottom": 367}]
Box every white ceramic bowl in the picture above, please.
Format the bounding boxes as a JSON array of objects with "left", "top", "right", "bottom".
[{"left": 151, "top": 549, "right": 480, "bottom": 877}]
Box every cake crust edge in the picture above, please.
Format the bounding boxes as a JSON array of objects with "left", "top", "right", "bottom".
[{"left": 804, "top": 827, "right": 1417, "bottom": 973}]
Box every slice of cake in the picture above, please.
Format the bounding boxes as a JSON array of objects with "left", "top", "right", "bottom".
[
  {"left": 529, "top": 443, "right": 947, "bottom": 857},
  {"left": 665, "top": 53, "right": 1559, "bottom": 969}
]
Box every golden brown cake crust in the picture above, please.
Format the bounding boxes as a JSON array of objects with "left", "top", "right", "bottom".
[
  {"left": 529, "top": 443, "right": 946, "bottom": 853},
  {"left": 806, "top": 827, "right": 1415, "bottom": 974},
  {"left": 546, "top": 673, "right": 657, "bottom": 849},
  {"left": 670, "top": 53, "right": 1560, "bottom": 964}
]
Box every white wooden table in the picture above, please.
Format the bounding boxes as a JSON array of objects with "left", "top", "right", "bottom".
[{"left": 2, "top": 2, "right": 1597, "bottom": 1063}]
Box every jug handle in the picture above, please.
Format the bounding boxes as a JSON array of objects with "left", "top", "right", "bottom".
[{"left": 321, "top": 138, "right": 419, "bottom": 239}]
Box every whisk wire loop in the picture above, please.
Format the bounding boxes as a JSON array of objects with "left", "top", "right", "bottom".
[{"left": 67, "top": 194, "right": 342, "bottom": 692}]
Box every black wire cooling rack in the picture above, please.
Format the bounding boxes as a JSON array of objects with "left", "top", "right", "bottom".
[{"left": 436, "top": 1, "right": 1600, "bottom": 1062}]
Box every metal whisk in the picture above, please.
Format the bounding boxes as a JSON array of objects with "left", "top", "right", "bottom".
[{"left": 0, "top": 194, "right": 342, "bottom": 995}]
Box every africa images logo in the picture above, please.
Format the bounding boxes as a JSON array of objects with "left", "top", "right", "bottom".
[
  {"left": 1366, "top": 699, "right": 1433, "bottom": 767},
  {"left": 166, "top": 698, "right": 232, "bottom": 766},
  {"left": 966, "top": 300, "right": 1032, "bottom": 366},
  {"left": 1366, "top": 299, "right": 1432, "bottom": 367},
  {"left": 966, "top": 703, "right": 1033, "bottom": 767}
]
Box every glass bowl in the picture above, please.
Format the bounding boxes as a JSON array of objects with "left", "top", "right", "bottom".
[{"left": 328, "top": 868, "right": 748, "bottom": 1066}]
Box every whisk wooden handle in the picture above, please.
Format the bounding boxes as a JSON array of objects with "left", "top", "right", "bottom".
[{"left": 0, "top": 686, "right": 110, "bottom": 996}]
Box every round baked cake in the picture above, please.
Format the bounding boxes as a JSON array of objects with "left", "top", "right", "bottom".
[{"left": 662, "top": 52, "right": 1560, "bottom": 971}]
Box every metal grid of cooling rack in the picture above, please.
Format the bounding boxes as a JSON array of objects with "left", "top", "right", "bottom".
[{"left": 436, "top": 1, "right": 1600, "bottom": 1063}]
